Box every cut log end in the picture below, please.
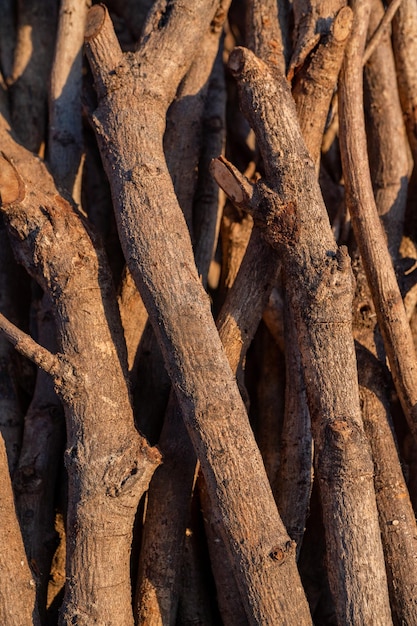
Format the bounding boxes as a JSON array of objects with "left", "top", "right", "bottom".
[
  {"left": 0, "top": 155, "right": 24, "bottom": 205},
  {"left": 332, "top": 7, "right": 354, "bottom": 43},
  {"left": 85, "top": 4, "right": 107, "bottom": 41}
]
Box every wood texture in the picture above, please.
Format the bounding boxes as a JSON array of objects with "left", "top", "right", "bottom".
[
  {"left": 85, "top": 5, "right": 312, "bottom": 624},
  {"left": 0, "top": 123, "right": 160, "bottom": 625},
  {"left": 225, "top": 45, "right": 393, "bottom": 625},
  {"left": 339, "top": 0, "right": 417, "bottom": 445}
]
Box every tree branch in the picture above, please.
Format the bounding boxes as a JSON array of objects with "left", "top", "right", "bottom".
[
  {"left": 228, "top": 44, "right": 393, "bottom": 624},
  {"left": 85, "top": 5, "right": 312, "bottom": 624},
  {"left": 339, "top": 0, "right": 417, "bottom": 444},
  {"left": 48, "top": 0, "right": 91, "bottom": 199},
  {"left": 363, "top": 0, "right": 403, "bottom": 65},
  {"left": 0, "top": 312, "right": 63, "bottom": 380}
]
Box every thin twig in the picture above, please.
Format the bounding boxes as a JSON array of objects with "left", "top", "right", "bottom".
[
  {"left": 0, "top": 312, "right": 62, "bottom": 378},
  {"left": 363, "top": 0, "right": 403, "bottom": 65}
]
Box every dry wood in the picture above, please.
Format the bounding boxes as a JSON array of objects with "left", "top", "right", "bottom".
[
  {"left": 164, "top": 27, "right": 226, "bottom": 237},
  {"left": 274, "top": 302, "right": 312, "bottom": 555},
  {"left": 390, "top": 0, "right": 417, "bottom": 166},
  {"left": 135, "top": 41, "right": 227, "bottom": 626},
  {"left": 48, "top": 0, "right": 91, "bottom": 199},
  {"left": 1, "top": 1, "right": 416, "bottom": 623},
  {"left": 0, "top": 431, "right": 40, "bottom": 626},
  {"left": 363, "top": 0, "right": 410, "bottom": 258},
  {"left": 219, "top": 198, "right": 254, "bottom": 301},
  {"left": 135, "top": 394, "right": 196, "bottom": 626},
  {"left": 363, "top": 0, "right": 403, "bottom": 65},
  {"left": 357, "top": 343, "right": 417, "bottom": 626},
  {"left": 85, "top": 5, "right": 312, "bottom": 624},
  {"left": 292, "top": 5, "right": 353, "bottom": 165},
  {"left": 345, "top": 3, "right": 417, "bottom": 621},
  {"left": 246, "top": 0, "right": 286, "bottom": 79},
  {"left": 118, "top": 266, "right": 148, "bottom": 369},
  {"left": 193, "top": 44, "right": 226, "bottom": 284},
  {"left": 339, "top": 0, "right": 417, "bottom": 445},
  {"left": 288, "top": 0, "right": 347, "bottom": 80},
  {"left": 213, "top": 4, "right": 351, "bottom": 563},
  {"left": 0, "top": 130, "right": 160, "bottom": 625},
  {"left": 274, "top": 8, "right": 352, "bottom": 550},
  {"left": 198, "top": 473, "right": 248, "bottom": 624},
  {"left": 8, "top": 0, "right": 58, "bottom": 153},
  {"left": 219, "top": 45, "right": 392, "bottom": 624},
  {"left": 13, "top": 295, "right": 65, "bottom": 621}
]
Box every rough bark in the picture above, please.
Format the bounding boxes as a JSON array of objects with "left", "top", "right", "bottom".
[
  {"left": 288, "top": 0, "right": 347, "bottom": 80},
  {"left": 292, "top": 5, "right": 353, "bottom": 165},
  {"left": 214, "top": 5, "right": 351, "bottom": 562},
  {"left": 357, "top": 343, "right": 417, "bottom": 626},
  {"left": 135, "top": 394, "right": 196, "bottom": 626},
  {"left": 118, "top": 266, "right": 148, "bottom": 370},
  {"left": 198, "top": 473, "right": 248, "bottom": 625},
  {"left": 164, "top": 27, "right": 226, "bottom": 238},
  {"left": 193, "top": 43, "right": 226, "bottom": 284},
  {"left": 0, "top": 129, "right": 161, "bottom": 626},
  {"left": 218, "top": 45, "right": 393, "bottom": 624},
  {"left": 135, "top": 37, "right": 227, "bottom": 626},
  {"left": 345, "top": 3, "right": 417, "bottom": 622},
  {"left": 219, "top": 197, "right": 254, "bottom": 302},
  {"left": 246, "top": 0, "right": 286, "bottom": 79},
  {"left": 274, "top": 301, "right": 312, "bottom": 555},
  {"left": 85, "top": 5, "right": 312, "bottom": 624},
  {"left": 362, "top": 0, "right": 403, "bottom": 65}
]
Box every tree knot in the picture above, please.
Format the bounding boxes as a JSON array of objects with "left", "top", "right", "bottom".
[{"left": 269, "top": 540, "right": 296, "bottom": 565}]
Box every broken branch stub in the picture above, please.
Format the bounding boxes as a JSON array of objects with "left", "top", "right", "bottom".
[{"left": 211, "top": 156, "right": 299, "bottom": 248}]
